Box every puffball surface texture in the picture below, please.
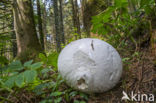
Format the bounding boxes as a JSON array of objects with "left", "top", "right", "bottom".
[{"left": 58, "top": 38, "right": 122, "bottom": 93}]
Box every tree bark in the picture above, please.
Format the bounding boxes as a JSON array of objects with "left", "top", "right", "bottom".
[
  {"left": 11, "top": 10, "right": 17, "bottom": 58},
  {"left": 53, "top": 0, "right": 61, "bottom": 52},
  {"left": 81, "top": 0, "right": 91, "bottom": 37},
  {"left": 81, "top": 0, "right": 106, "bottom": 37},
  {"left": 59, "top": 0, "right": 65, "bottom": 45},
  {"left": 42, "top": 0, "right": 47, "bottom": 51},
  {"left": 13, "top": 0, "right": 42, "bottom": 62},
  {"left": 11, "top": 26, "right": 17, "bottom": 58},
  {"left": 71, "top": 0, "right": 81, "bottom": 39},
  {"left": 37, "top": 0, "right": 44, "bottom": 51},
  {"left": 11, "top": 31, "right": 17, "bottom": 58}
]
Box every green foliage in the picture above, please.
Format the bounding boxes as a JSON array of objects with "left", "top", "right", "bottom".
[
  {"left": 39, "top": 52, "right": 58, "bottom": 69},
  {"left": 0, "top": 56, "right": 8, "bottom": 65},
  {"left": 122, "top": 57, "right": 130, "bottom": 62},
  {"left": 0, "top": 54, "right": 89, "bottom": 103},
  {"left": 24, "top": 60, "right": 33, "bottom": 67},
  {"left": 74, "top": 100, "right": 86, "bottom": 103},
  {"left": 35, "top": 73, "right": 88, "bottom": 103},
  {"left": 1, "top": 60, "right": 42, "bottom": 89},
  {"left": 91, "top": 0, "right": 155, "bottom": 47},
  {"left": 8, "top": 60, "right": 24, "bottom": 71}
]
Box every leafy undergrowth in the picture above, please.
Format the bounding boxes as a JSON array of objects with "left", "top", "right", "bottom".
[
  {"left": 0, "top": 47, "right": 155, "bottom": 103},
  {"left": 0, "top": 52, "right": 88, "bottom": 103}
]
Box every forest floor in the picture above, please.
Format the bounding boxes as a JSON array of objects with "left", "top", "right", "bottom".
[
  {"left": 0, "top": 45, "right": 155, "bottom": 103},
  {"left": 88, "top": 47, "right": 156, "bottom": 103}
]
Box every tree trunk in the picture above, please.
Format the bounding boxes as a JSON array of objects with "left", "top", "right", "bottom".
[
  {"left": 81, "top": 0, "right": 91, "bottom": 37},
  {"left": 71, "top": 0, "right": 81, "bottom": 39},
  {"left": 81, "top": 0, "right": 107, "bottom": 37},
  {"left": 37, "top": 0, "right": 44, "bottom": 51},
  {"left": 11, "top": 10, "right": 17, "bottom": 58},
  {"left": 11, "top": 31, "right": 17, "bottom": 58},
  {"left": 53, "top": 0, "right": 61, "bottom": 52},
  {"left": 13, "top": 0, "right": 42, "bottom": 62},
  {"left": 74, "top": 0, "right": 81, "bottom": 39},
  {"left": 59, "top": 0, "right": 65, "bottom": 45},
  {"left": 42, "top": 1, "right": 47, "bottom": 51}
]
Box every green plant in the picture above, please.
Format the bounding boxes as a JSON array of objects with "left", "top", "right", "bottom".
[
  {"left": 0, "top": 53, "right": 89, "bottom": 103},
  {"left": 0, "top": 56, "right": 8, "bottom": 66},
  {"left": 0, "top": 60, "right": 42, "bottom": 89},
  {"left": 91, "top": 0, "right": 155, "bottom": 48},
  {"left": 39, "top": 52, "right": 58, "bottom": 70}
]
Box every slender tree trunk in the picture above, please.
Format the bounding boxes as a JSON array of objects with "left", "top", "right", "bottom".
[
  {"left": 13, "top": 0, "right": 42, "bottom": 62},
  {"left": 59, "top": 0, "right": 65, "bottom": 45},
  {"left": 71, "top": 0, "right": 77, "bottom": 39},
  {"left": 1, "top": 8, "right": 5, "bottom": 56},
  {"left": 11, "top": 11, "right": 17, "bottom": 58},
  {"left": 81, "top": 0, "right": 90, "bottom": 37},
  {"left": 1, "top": 4, "right": 6, "bottom": 57},
  {"left": 37, "top": 0, "right": 44, "bottom": 51},
  {"left": 71, "top": 0, "right": 81, "bottom": 39},
  {"left": 53, "top": 0, "right": 61, "bottom": 52},
  {"left": 11, "top": 31, "right": 17, "bottom": 58},
  {"left": 42, "top": 1, "right": 47, "bottom": 51},
  {"left": 74, "top": 0, "right": 81, "bottom": 38}
]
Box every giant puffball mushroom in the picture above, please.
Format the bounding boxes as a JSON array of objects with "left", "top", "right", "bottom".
[{"left": 58, "top": 38, "right": 122, "bottom": 93}]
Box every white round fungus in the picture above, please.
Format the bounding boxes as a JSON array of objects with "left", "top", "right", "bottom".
[{"left": 58, "top": 38, "right": 122, "bottom": 93}]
